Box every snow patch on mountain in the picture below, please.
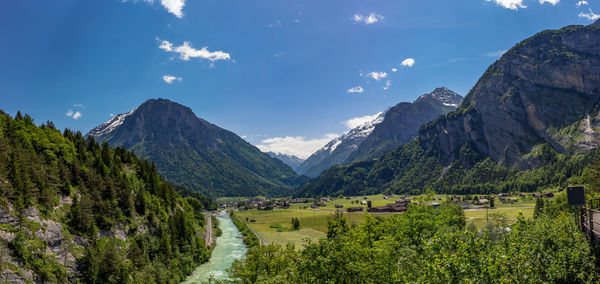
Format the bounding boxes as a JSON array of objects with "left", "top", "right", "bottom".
[{"left": 88, "top": 109, "right": 136, "bottom": 137}]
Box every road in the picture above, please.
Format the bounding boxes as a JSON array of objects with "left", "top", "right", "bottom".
[
  {"left": 205, "top": 213, "right": 212, "bottom": 247},
  {"left": 247, "top": 224, "right": 269, "bottom": 246}
]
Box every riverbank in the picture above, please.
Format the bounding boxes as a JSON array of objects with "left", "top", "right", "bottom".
[{"left": 183, "top": 212, "right": 247, "bottom": 283}]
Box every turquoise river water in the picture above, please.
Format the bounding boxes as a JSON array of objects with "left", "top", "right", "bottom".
[{"left": 183, "top": 212, "right": 247, "bottom": 283}]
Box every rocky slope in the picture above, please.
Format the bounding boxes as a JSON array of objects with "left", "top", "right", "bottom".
[
  {"left": 298, "top": 21, "right": 600, "bottom": 197},
  {"left": 297, "top": 88, "right": 462, "bottom": 178},
  {"left": 419, "top": 22, "right": 600, "bottom": 168},
  {"left": 348, "top": 87, "right": 463, "bottom": 162},
  {"left": 296, "top": 112, "right": 385, "bottom": 177},
  {"left": 88, "top": 99, "right": 305, "bottom": 197},
  {"left": 266, "top": 152, "right": 304, "bottom": 172}
]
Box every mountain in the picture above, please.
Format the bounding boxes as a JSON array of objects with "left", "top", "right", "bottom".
[
  {"left": 347, "top": 87, "right": 463, "bottom": 162},
  {"left": 298, "top": 22, "right": 600, "bottom": 197},
  {"left": 296, "top": 112, "right": 385, "bottom": 177},
  {"left": 88, "top": 98, "right": 306, "bottom": 197},
  {"left": 0, "top": 111, "right": 214, "bottom": 282},
  {"left": 266, "top": 152, "right": 304, "bottom": 172},
  {"left": 297, "top": 88, "right": 462, "bottom": 178}
]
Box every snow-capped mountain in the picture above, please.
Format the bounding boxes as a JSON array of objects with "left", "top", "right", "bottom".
[
  {"left": 266, "top": 152, "right": 305, "bottom": 172},
  {"left": 298, "top": 87, "right": 463, "bottom": 177},
  {"left": 297, "top": 112, "right": 386, "bottom": 177}
]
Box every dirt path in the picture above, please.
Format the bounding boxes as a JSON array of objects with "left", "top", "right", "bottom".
[
  {"left": 205, "top": 213, "right": 212, "bottom": 247},
  {"left": 248, "top": 225, "right": 269, "bottom": 246}
]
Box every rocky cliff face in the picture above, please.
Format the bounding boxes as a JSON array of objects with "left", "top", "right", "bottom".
[{"left": 419, "top": 23, "right": 600, "bottom": 168}]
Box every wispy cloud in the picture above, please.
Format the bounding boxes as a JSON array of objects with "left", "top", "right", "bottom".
[
  {"left": 347, "top": 86, "right": 364, "bottom": 94},
  {"left": 484, "top": 49, "right": 508, "bottom": 57},
  {"left": 579, "top": 8, "right": 600, "bottom": 20},
  {"left": 162, "top": 75, "right": 182, "bottom": 84},
  {"left": 447, "top": 57, "right": 466, "bottom": 63},
  {"left": 401, "top": 58, "right": 415, "bottom": 67},
  {"left": 73, "top": 104, "right": 85, "bottom": 108},
  {"left": 268, "top": 20, "right": 282, "bottom": 28},
  {"left": 366, "top": 71, "right": 388, "bottom": 81},
  {"left": 159, "top": 40, "right": 231, "bottom": 62},
  {"left": 539, "top": 0, "right": 559, "bottom": 5},
  {"left": 343, "top": 112, "right": 383, "bottom": 129},
  {"left": 353, "top": 13, "right": 384, "bottom": 25},
  {"left": 486, "top": 0, "right": 526, "bottom": 10},
  {"left": 256, "top": 134, "right": 340, "bottom": 159},
  {"left": 577, "top": 0, "right": 589, "bottom": 7},
  {"left": 383, "top": 80, "right": 391, "bottom": 91}
]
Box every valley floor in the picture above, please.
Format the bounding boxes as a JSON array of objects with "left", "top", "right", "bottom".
[{"left": 233, "top": 194, "right": 538, "bottom": 248}]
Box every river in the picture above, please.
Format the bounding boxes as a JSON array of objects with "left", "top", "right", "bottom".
[{"left": 183, "top": 211, "right": 248, "bottom": 283}]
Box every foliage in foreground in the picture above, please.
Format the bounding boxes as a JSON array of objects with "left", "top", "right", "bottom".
[{"left": 223, "top": 195, "right": 598, "bottom": 283}]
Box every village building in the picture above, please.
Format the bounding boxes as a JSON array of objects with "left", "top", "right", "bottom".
[{"left": 347, "top": 207, "right": 364, "bottom": 212}]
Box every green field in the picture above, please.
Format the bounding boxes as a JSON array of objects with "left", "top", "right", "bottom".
[{"left": 232, "top": 193, "right": 543, "bottom": 248}]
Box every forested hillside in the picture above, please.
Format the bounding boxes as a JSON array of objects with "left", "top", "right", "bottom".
[
  {"left": 0, "top": 110, "right": 215, "bottom": 283},
  {"left": 88, "top": 99, "right": 307, "bottom": 197}
]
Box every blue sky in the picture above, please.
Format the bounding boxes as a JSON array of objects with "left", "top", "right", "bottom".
[{"left": 1, "top": 0, "right": 598, "bottom": 158}]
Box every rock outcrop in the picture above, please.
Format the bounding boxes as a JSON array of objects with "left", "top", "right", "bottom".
[{"left": 419, "top": 23, "right": 600, "bottom": 168}]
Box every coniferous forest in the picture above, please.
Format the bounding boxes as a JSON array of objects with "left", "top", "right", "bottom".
[{"left": 0, "top": 110, "right": 215, "bottom": 283}]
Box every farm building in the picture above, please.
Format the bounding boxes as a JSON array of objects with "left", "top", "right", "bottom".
[
  {"left": 347, "top": 207, "right": 364, "bottom": 212},
  {"left": 369, "top": 203, "right": 407, "bottom": 213}
]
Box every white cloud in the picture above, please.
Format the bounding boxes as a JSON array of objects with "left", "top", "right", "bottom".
[
  {"left": 539, "top": 0, "right": 559, "bottom": 5},
  {"left": 343, "top": 112, "right": 383, "bottom": 129},
  {"left": 347, "top": 86, "right": 364, "bottom": 94},
  {"left": 391, "top": 68, "right": 397, "bottom": 72},
  {"left": 66, "top": 109, "right": 81, "bottom": 120},
  {"left": 160, "top": 0, "right": 185, "bottom": 18},
  {"left": 159, "top": 40, "right": 231, "bottom": 62},
  {"left": 577, "top": 0, "right": 589, "bottom": 7},
  {"left": 162, "top": 75, "right": 182, "bottom": 84},
  {"left": 367, "top": 71, "right": 388, "bottom": 81},
  {"left": 579, "top": 8, "right": 600, "bottom": 20},
  {"left": 383, "top": 80, "right": 391, "bottom": 90},
  {"left": 110, "top": 113, "right": 115, "bottom": 117},
  {"left": 484, "top": 49, "right": 508, "bottom": 57},
  {"left": 486, "top": 0, "right": 527, "bottom": 10},
  {"left": 73, "top": 104, "right": 85, "bottom": 108},
  {"left": 256, "top": 134, "right": 340, "bottom": 159},
  {"left": 353, "top": 13, "right": 384, "bottom": 25},
  {"left": 401, "top": 58, "right": 415, "bottom": 67}
]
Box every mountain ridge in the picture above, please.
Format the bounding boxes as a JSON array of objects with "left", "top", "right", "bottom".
[
  {"left": 298, "top": 22, "right": 600, "bottom": 197},
  {"left": 298, "top": 87, "right": 463, "bottom": 178},
  {"left": 88, "top": 98, "right": 306, "bottom": 197}
]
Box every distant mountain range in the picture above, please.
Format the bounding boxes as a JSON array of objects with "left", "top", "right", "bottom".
[
  {"left": 297, "top": 88, "right": 463, "bottom": 177},
  {"left": 266, "top": 152, "right": 304, "bottom": 172},
  {"left": 88, "top": 98, "right": 307, "bottom": 197},
  {"left": 298, "top": 21, "right": 600, "bottom": 197}
]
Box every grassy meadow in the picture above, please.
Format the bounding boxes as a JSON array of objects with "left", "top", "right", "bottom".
[{"left": 231, "top": 193, "right": 543, "bottom": 248}]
